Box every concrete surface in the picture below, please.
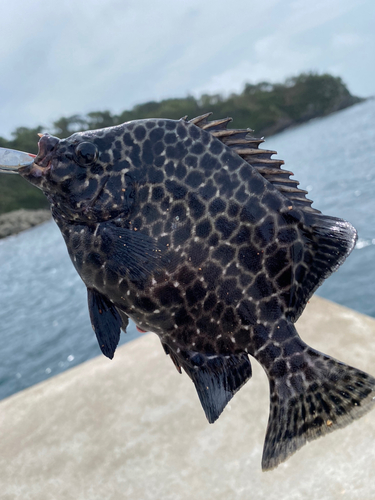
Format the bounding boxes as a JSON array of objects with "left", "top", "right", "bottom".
[{"left": 0, "top": 296, "right": 374, "bottom": 499}]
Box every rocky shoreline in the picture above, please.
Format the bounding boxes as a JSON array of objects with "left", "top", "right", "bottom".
[{"left": 0, "top": 209, "right": 52, "bottom": 239}]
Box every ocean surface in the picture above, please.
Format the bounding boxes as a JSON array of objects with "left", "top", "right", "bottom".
[{"left": 0, "top": 99, "right": 374, "bottom": 401}]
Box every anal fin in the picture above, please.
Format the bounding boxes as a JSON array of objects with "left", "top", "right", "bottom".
[{"left": 169, "top": 348, "right": 252, "bottom": 423}]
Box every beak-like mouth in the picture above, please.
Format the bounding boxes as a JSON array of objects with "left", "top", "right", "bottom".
[{"left": 0, "top": 147, "right": 36, "bottom": 174}]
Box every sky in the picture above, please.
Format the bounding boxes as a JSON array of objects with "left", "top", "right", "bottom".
[{"left": 0, "top": 0, "right": 374, "bottom": 138}]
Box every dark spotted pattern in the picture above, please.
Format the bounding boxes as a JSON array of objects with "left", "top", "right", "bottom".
[{"left": 18, "top": 114, "right": 375, "bottom": 471}]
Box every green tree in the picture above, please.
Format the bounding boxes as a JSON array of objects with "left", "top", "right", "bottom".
[
  {"left": 53, "top": 115, "right": 87, "bottom": 138},
  {"left": 87, "top": 111, "right": 117, "bottom": 129}
]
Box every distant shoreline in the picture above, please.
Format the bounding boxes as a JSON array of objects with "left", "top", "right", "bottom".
[{"left": 0, "top": 209, "right": 51, "bottom": 239}]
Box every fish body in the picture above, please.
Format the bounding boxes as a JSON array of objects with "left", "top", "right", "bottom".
[{"left": 10, "top": 114, "right": 375, "bottom": 470}]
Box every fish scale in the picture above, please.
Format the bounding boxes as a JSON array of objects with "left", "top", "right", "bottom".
[{"left": 2, "top": 114, "right": 374, "bottom": 471}]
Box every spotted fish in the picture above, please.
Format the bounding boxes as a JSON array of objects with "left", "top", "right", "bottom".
[{"left": 2, "top": 114, "right": 374, "bottom": 470}]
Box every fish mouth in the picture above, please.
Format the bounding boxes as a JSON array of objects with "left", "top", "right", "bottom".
[
  {"left": 27, "top": 133, "right": 60, "bottom": 175},
  {"left": 0, "top": 147, "right": 36, "bottom": 174},
  {"left": 34, "top": 134, "right": 59, "bottom": 166},
  {"left": 0, "top": 134, "right": 60, "bottom": 175}
]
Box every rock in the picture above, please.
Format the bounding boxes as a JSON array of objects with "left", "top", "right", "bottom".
[{"left": 0, "top": 209, "right": 51, "bottom": 238}]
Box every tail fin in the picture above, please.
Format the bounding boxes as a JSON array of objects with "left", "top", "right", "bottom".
[{"left": 262, "top": 347, "right": 375, "bottom": 471}]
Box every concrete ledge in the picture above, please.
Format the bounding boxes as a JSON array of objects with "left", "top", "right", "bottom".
[{"left": 1, "top": 296, "right": 375, "bottom": 499}]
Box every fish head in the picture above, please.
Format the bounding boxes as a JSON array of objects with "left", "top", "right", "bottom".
[{"left": 19, "top": 128, "right": 135, "bottom": 223}]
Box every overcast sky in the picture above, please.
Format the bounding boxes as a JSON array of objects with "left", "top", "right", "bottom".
[{"left": 1, "top": 0, "right": 374, "bottom": 138}]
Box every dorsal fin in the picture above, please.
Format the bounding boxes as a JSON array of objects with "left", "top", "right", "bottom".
[
  {"left": 186, "top": 115, "right": 357, "bottom": 323},
  {"left": 188, "top": 114, "right": 320, "bottom": 214}
]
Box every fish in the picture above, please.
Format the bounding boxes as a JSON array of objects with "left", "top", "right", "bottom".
[{"left": 2, "top": 113, "right": 374, "bottom": 470}]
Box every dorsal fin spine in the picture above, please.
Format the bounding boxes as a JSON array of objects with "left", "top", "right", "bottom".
[
  {"left": 255, "top": 167, "right": 294, "bottom": 176},
  {"left": 202, "top": 117, "right": 233, "bottom": 130},
  {"left": 189, "top": 113, "right": 320, "bottom": 215},
  {"left": 189, "top": 113, "right": 213, "bottom": 126}
]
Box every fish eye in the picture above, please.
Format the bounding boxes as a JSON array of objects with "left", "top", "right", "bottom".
[{"left": 75, "top": 142, "right": 98, "bottom": 166}]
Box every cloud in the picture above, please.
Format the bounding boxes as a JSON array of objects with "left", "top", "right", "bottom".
[
  {"left": 286, "top": 0, "right": 365, "bottom": 33},
  {"left": 191, "top": 34, "right": 319, "bottom": 97},
  {"left": 0, "top": 0, "right": 374, "bottom": 137},
  {"left": 332, "top": 33, "right": 365, "bottom": 49}
]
